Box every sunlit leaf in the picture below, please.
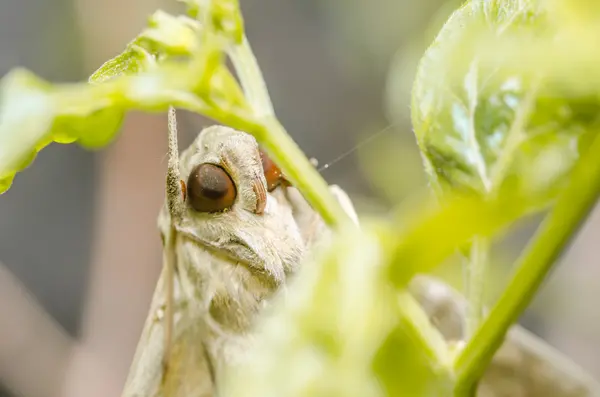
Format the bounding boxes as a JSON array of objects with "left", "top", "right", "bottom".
[
  {"left": 374, "top": 317, "right": 453, "bottom": 397},
  {"left": 140, "top": 11, "right": 200, "bottom": 55},
  {"left": 90, "top": 11, "right": 201, "bottom": 84},
  {"left": 0, "top": 69, "right": 55, "bottom": 192},
  {"left": 52, "top": 109, "right": 126, "bottom": 149},
  {"left": 222, "top": 226, "right": 396, "bottom": 397},
  {"left": 89, "top": 46, "right": 154, "bottom": 84},
  {"left": 544, "top": 0, "right": 600, "bottom": 27},
  {"left": 388, "top": 191, "right": 536, "bottom": 286},
  {"left": 410, "top": 0, "right": 600, "bottom": 210},
  {"left": 179, "top": 0, "right": 244, "bottom": 43}
]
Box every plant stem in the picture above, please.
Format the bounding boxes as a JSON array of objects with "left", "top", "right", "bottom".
[
  {"left": 257, "top": 117, "right": 352, "bottom": 228},
  {"left": 226, "top": 36, "right": 352, "bottom": 228},
  {"left": 397, "top": 291, "right": 451, "bottom": 369},
  {"left": 228, "top": 37, "right": 275, "bottom": 117},
  {"left": 453, "top": 130, "right": 600, "bottom": 395},
  {"left": 464, "top": 236, "right": 489, "bottom": 339}
]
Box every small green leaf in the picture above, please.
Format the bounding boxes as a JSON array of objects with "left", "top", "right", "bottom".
[
  {"left": 52, "top": 108, "right": 125, "bottom": 149},
  {"left": 179, "top": 0, "right": 244, "bottom": 44},
  {"left": 89, "top": 11, "right": 205, "bottom": 84},
  {"left": 138, "top": 11, "right": 200, "bottom": 56},
  {"left": 374, "top": 318, "right": 453, "bottom": 397},
  {"left": 387, "top": 190, "right": 534, "bottom": 287},
  {"left": 0, "top": 55, "right": 251, "bottom": 194},
  {"left": 0, "top": 175, "right": 13, "bottom": 192},
  {"left": 212, "top": 0, "right": 244, "bottom": 43},
  {"left": 546, "top": 0, "right": 600, "bottom": 27},
  {"left": 89, "top": 46, "right": 154, "bottom": 83}
]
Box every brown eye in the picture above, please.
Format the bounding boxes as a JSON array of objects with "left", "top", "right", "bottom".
[
  {"left": 259, "top": 150, "right": 284, "bottom": 192},
  {"left": 186, "top": 163, "right": 237, "bottom": 213}
]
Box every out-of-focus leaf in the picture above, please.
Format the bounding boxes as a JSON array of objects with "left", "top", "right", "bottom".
[
  {"left": 0, "top": 69, "right": 55, "bottom": 192},
  {"left": 544, "top": 0, "right": 600, "bottom": 27},
  {"left": 374, "top": 313, "right": 453, "bottom": 397},
  {"left": 388, "top": 190, "right": 536, "bottom": 287},
  {"left": 0, "top": 5, "right": 255, "bottom": 194},
  {"left": 222, "top": 226, "right": 397, "bottom": 397},
  {"left": 0, "top": 58, "right": 252, "bottom": 193},
  {"left": 410, "top": 0, "right": 600, "bottom": 209},
  {"left": 52, "top": 109, "right": 126, "bottom": 149},
  {"left": 89, "top": 46, "right": 154, "bottom": 83},
  {"left": 220, "top": 186, "right": 536, "bottom": 397},
  {"left": 178, "top": 0, "right": 243, "bottom": 44},
  {"left": 139, "top": 11, "right": 200, "bottom": 55}
]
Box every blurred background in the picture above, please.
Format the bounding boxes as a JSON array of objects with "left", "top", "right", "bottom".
[{"left": 0, "top": 0, "right": 599, "bottom": 396}]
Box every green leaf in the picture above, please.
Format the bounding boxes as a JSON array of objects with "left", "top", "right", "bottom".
[
  {"left": 140, "top": 11, "right": 200, "bottom": 55},
  {"left": 0, "top": 69, "right": 55, "bottom": 192},
  {"left": 0, "top": 59, "right": 238, "bottom": 193},
  {"left": 387, "top": 191, "right": 534, "bottom": 287},
  {"left": 411, "top": 0, "right": 600, "bottom": 209},
  {"left": 51, "top": 108, "right": 125, "bottom": 149},
  {"left": 221, "top": 224, "right": 452, "bottom": 397},
  {"left": 374, "top": 318, "right": 453, "bottom": 397},
  {"left": 89, "top": 11, "right": 202, "bottom": 84},
  {"left": 221, "top": 226, "right": 397, "bottom": 397},
  {"left": 89, "top": 46, "right": 154, "bottom": 83},
  {"left": 179, "top": 0, "right": 244, "bottom": 43}
]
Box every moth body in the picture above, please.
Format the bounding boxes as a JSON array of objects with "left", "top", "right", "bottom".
[{"left": 123, "top": 126, "right": 320, "bottom": 397}]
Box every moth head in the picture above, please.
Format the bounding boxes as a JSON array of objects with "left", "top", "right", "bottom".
[
  {"left": 165, "top": 125, "right": 304, "bottom": 283},
  {"left": 178, "top": 126, "right": 290, "bottom": 214}
]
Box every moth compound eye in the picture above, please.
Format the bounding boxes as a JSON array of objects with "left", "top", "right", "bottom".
[
  {"left": 259, "top": 149, "right": 284, "bottom": 192},
  {"left": 186, "top": 163, "right": 237, "bottom": 213}
]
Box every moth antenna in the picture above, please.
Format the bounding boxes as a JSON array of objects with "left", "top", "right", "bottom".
[
  {"left": 166, "top": 106, "right": 184, "bottom": 222},
  {"left": 162, "top": 105, "right": 182, "bottom": 375}
]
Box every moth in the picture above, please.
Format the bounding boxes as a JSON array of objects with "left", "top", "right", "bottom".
[{"left": 121, "top": 109, "right": 600, "bottom": 397}]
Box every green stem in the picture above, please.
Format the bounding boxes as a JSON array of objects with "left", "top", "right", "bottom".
[
  {"left": 464, "top": 237, "right": 489, "bottom": 339},
  {"left": 228, "top": 36, "right": 275, "bottom": 117},
  {"left": 397, "top": 291, "right": 451, "bottom": 369},
  {"left": 257, "top": 117, "right": 352, "bottom": 228},
  {"left": 453, "top": 129, "right": 600, "bottom": 395},
  {"left": 225, "top": 36, "right": 351, "bottom": 228}
]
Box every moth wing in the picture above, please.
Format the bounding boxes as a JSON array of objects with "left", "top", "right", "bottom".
[
  {"left": 121, "top": 265, "right": 214, "bottom": 397},
  {"left": 159, "top": 314, "right": 214, "bottom": 397},
  {"left": 284, "top": 184, "right": 359, "bottom": 249},
  {"left": 409, "top": 275, "right": 600, "bottom": 397}
]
